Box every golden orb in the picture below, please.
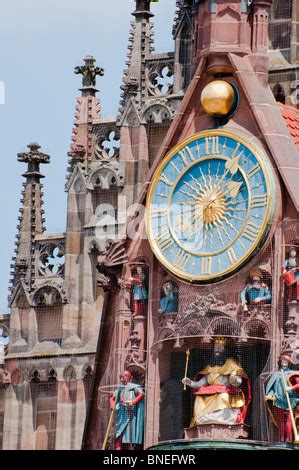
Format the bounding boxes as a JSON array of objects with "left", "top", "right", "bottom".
[{"left": 201, "top": 80, "right": 235, "bottom": 116}]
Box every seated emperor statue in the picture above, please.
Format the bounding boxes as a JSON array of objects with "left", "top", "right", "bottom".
[{"left": 182, "top": 338, "right": 251, "bottom": 427}]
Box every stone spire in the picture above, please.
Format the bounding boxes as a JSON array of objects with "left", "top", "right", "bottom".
[
  {"left": 118, "top": 0, "right": 155, "bottom": 115},
  {"left": 9, "top": 143, "right": 50, "bottom": 299},
  {"left": 68, "top": 56, "right": 103, "bottom": 163}
]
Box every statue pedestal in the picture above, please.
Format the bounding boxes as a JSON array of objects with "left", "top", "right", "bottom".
[{"left": 184, "top": 424, "right": 249, "bottom": 440}]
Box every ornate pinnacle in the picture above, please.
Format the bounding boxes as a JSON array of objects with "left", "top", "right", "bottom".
[
  {"left": 17, "top": 142, "right": 50, "bottom": 181},
  {"left": 74, "top": 55, "right": 104, "bottom": 89}
]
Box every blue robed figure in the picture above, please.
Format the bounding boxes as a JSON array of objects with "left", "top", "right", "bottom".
[
  {"left": 265, "top": 353, "right": 299, "bottom": 442},
  {"left": 158, "top": 281, "right": 178, "bottom": 314},
  {"left": 241, "top": 268, "right": 271, "bottom": 307},
  {"left": 110, "top": 370, "right": 145, "bottom": 450}
]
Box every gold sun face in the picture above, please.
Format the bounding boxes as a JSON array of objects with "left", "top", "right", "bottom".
[
  {"left": 200, "top": 184, "right": 227, "bottom": 225},
  {"left": 146, "top": 130, "right": 276, "bottom": 283}
]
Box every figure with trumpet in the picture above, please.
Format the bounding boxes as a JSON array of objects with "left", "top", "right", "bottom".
[{"left": 265, "top": 353, "right": 299, "bottom": 443}]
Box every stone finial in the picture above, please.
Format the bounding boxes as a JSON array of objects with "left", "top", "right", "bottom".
[
  {"left": 74, "top": 56, "right": 104, "bottom": 89},
  {"left": 132, "top": 0, "right": 155, "bottom": 18},
  {"left": 17, "top": 142, "right": 50, "bottom": 180}
]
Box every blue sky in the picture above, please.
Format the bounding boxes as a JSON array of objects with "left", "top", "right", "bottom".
[{"left": 0, "top": 0, "right": 175, "bottom": 311}]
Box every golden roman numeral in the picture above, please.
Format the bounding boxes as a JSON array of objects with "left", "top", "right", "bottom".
[
  {"left": 242, "top": 222, "right": 260, "bottom": 242},
  {"left": 185, "top": 146, "right": 196, "bottom": 161},
  {"left": 173, "top": 250, "right": 191, "bottom": 270},
  {"left": 247, "top": 163, "right": 260, "bottom": 179},
  {"left": 227, "top": 248, "right": 238, "bottom": 265},
  {"left": 232, "top": 143, "right": 241, "bottom": 159},
  {"left": 160, "top": 173, "right": 174, "bottom": 186},
  {"left": 178, "top": 146, "right": 196, "bottom": 165},
  {"left": 156, "top": 228, "right": 174, "bottom": 252},
  {"left": 170, "top": 161, "right": 181, "bottom": 174},
  {"left": 205, "top": 137, "right": 220, "bottom": 155},
  {"left": 201, "top": 257, "right": 212, "bottom": 275},
  {"left": 151, "top": 208, "right": 164, "bottom": 219},
  {"left": 250, "top": 194, "right": 267, "bottom": 209},
  {"left": 178, "top": 151, "right": 188, "bottom": 166}
]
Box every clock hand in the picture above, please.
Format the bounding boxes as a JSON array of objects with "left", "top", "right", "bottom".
[
  {"left": 213, "top": 156, "right": 241, "bottom": 194},
  {"left": 219, "top": 156, "right": 240, "bottom": 184},
  {"left": 223, "top": 181, "right": 243, "bottom": 199}
]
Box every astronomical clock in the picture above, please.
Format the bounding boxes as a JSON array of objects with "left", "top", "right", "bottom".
[{"left": 146, "top": 130, "right": 276, "bottom": 283}]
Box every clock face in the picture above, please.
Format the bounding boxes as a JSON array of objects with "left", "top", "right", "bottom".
[{"left": 146, "top": 130, "right": 276, "bottom": 282}]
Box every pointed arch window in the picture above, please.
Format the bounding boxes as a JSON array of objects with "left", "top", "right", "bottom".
[{"left": 273, "top": 84, "right": 286, "bottom": 104}]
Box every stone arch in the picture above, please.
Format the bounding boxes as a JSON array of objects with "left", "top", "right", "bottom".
[
  {"left": 90, "top": 168, "right": 120, "bottom": 190},
  {"left": 33, "top": 285, "right": 64, "bottom": 307},
  {"left": 82, "top": 364, "right": 93, "bottom": 410},
  {"left": 73, "top": 176, "right": 86, "bottom": 194},
  {"left": 217, "top": 5, "right": 241, "bottom": 22},
  {"left": 157, "top": 328, "right": 177, "bottom": 344},
  {"left": 63, "top": 366, "right": 77, "bottom": 404},
  {"left": 205, "top": 316, "right": 241, "bottom": 338},
  {"left": 245, "top": 319, "right": 270, "bottom": 339},
  {"left": 33, "top": 286, "right": 64, "bottom": 345},
  {"left": 143, "top": 103, "right": 173, "bottom": 124},
  {"left": 81, "top": 363, "right": 93, "bottom": 379},
  {"left": 63, "top": 365, "right": 77, "bottom": 381},
  {"left": 273, "top": 83, "right": 286, "bottom": 104},
  {"left": 46, "top": 367, "right": 57, "bottom": 382},
  {"left": 29, "top": 369, "right": 42, "bottom": 383},
  {"left": 127, "top": 112, "right": 139, "bottom": 127}
]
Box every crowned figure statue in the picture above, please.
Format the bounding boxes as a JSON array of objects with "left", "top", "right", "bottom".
[{"left": 182, "top": 338, "right": 251, "bottom": 427}]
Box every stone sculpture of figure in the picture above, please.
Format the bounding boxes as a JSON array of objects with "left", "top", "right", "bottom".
[
  {"left": 109, "top": 370, "right": 145, "bottom": 451},
  {"left": 182, "top": 338, "right": 251, "bottom": 427},
  {"left": 241, "top": 268, "right": 271, "bottom": 308},
  {"left": 126, "top": 265, "right": 148, "bottom": 316},
  {"left": 0, "top": 327, "right": 9, "bottom": 367},
  {"left": 282, "top": 246, "right": 299, "bottom": 302},
  {"left": 158, "top": 281, "right": 178, "bottom": 314},
  {"left": 265, "top": 353, "right": 299, "bottom": 443}
]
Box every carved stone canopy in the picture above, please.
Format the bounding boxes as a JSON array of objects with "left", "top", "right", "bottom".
[
  {"left": 97, "top": 241, "right": 128, "bottom": 291},
  {"left": 154, "top": 294, "right": 272, "bottom": 349}
]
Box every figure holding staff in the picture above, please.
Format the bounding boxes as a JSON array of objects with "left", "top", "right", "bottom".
[
  {"left": 107, "top": 370, "right": 145, "bottom": 450},
  {"left": 265, "top": 353, "right": 299, "bottom": 443}
]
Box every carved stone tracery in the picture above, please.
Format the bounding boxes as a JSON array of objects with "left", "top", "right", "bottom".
[
  {"left": 38, "top": 243, "right": 65, "bottom": 277},
  {"left": 147, "top": 62, "right": 174, "bottom": 97},
  {"left": 155, "top": 294, "right": 272, "bottom": 348},
  {"left": 94, "top": 125, "right": 120, "bottom": 161}
]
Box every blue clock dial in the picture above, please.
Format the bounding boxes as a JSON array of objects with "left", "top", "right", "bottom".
[{"left": 147, "top": 131, "right": 276, "bottom": 282}]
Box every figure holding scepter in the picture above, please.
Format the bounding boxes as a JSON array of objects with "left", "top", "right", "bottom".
[{"left": 182, "top": 338, "right": 251, "bottom": 427}]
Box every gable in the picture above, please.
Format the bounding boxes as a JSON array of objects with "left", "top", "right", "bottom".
[{"left": 132, "top": 55, "right": 299, "bottom": 213}]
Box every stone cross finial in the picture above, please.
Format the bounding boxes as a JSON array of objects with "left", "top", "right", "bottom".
[
  {"left": 74, "top": 55, "right": 104, "bottom": 88},
  {"left": 17, "top": 142, "right": 50, "bottom": 180}
]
